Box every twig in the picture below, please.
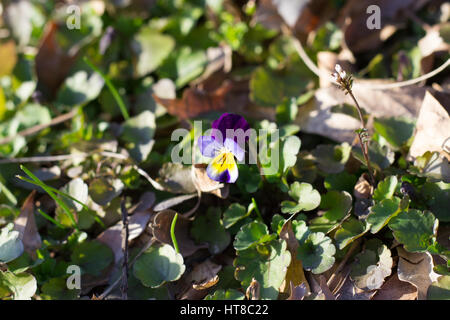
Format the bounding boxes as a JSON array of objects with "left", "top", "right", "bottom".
[
  {"left": 288, "top": 29, "right": 450, "bottom": 90},
  {"left": 0, "top": 109, "right": 78, "bottom": 146},
  {"left": 120, "top": 198, "right": 129, "bottom": 300},
  {"left": 327, "top": 238, "right": 361, "bottom": 289},
  {"left": 97, "top": 239, "right": 155, "bottom": 300}
]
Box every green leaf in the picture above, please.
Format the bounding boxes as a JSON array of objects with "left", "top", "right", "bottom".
[
  {"left": 60, "top": 178, "right": 88, "bottom": 212},
  {"left": 121, "top": 110, "right": 156, "bottom": 163},
  {"left": 281, "top": 182, "right": 321, "bottom": 214},
  {"left": 334, "top": 218, "right": 370, "bottom": 250},
  {"left": 70, "top": 240, "right": 113, "bottom": 276},
  {"left": 281, "top": 135, "right": 301, "bottom": 173},
  {"left": 250, "top": 66, "right": 308, "bottom": 108},
  {"left": 421, "top": 182, "right": 450, "bottom": 222},
  {"left": 40, "top": 277, "right": 80, "bottom": 300},
  {"left": 373, "top": 116, "right": 415, "bottom": 149},
  {"left": 205, "top": 289, "right": 245, "bottom": 300},
  {"left": 0, "top": 271, "right": 37, "bottom": 300},
  {"left": 157, "top": 46, "right": 207, "bottom": 88},
  {"left": 367, "top": 197, "right": 402, "bottom": 234},
  {"left": 234, "top": 239, "right": 291, "bottom": 300},
  {"left": 373, "top": 176, "right": 398, "bottom": 201},
  {"left": 133, "top": 244, "right": 185, "bottom": 288},
  {"left": 0, "top": 223, "right": 23, "bottom": 263},
  {"left": 427, "top": 276, "right": 450, "bottom": 300},
  {"left": 312, "top": 143, "right": 351, "bottom": 174},
  {"left": 223, "top": 203, "right": 247, "bottom": 229},
  {"left": 276, "top": 97, "right": 298, "bottom": 124},
  {"left": 132, "top": 27, "right": 175, "bottom": 76},
  {"left": 388, "top": 209, "right": 437, "bottom": 253},
  {"left": 56, "top": 71, "right": 104, "bottom": 107},
  {"left": 324, "top": 171, "right": 357, "bottom": 193},
  {"left": 319, "top": 190, "right": 352, "bottom": 221},
  {"left": 233, "top": 221, "right": 276, "bottom": 251},
  {"left": 297, "top": 232, "right": 336, "bottom": 274},
  {"left": 191, "top": 208, "right": 230, "bottom": 254},
  {"left": 236, "top": 164, "right": 262, "bottom": 194},
  {"left": 89, "top": 177, "right": 124, "bottom": 206}
]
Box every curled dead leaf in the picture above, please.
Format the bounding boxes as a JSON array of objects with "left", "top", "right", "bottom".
[
  {"left": 14, "top": 191, "right": 42, "bottom": 257},
  {"left": 353, "top": 173, "right": 373, "bottom": 199},
  {"left": 397, "top": 246, "right": 440, "bottom": 300}
]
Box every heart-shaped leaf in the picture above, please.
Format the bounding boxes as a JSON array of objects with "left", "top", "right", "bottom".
[
  {"left": 233, "top": 221, "right": 276, "bottom": 251},
  {"left": 367, "top": 197, "right": 402, "bottom": 234},
  {"left": 373, "top": 175, "right": 398, "bottom": 201},
  {"left": 133, "top": 244, "right": 185, "bottom": 288}
]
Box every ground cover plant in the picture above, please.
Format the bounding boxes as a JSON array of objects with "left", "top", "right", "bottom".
[{"left": 0, "top": 0, "right": 449, "bottom": 300}]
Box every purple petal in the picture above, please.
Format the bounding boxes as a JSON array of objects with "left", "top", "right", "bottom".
[
  {"left": 211, "top": 113, "right": 250, "bottom": 142},
  {"left": 224, "top": 138, "right": 244, "bottom": 162},
  {"left": 198, "top": 135, "right": 223, "bottom": 158}
]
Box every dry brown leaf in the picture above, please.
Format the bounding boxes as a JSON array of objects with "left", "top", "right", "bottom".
[
  {"left": 336, "top": 274, "right": 377, "bottom": 300},
  {"left": 279, "top": 220, "right": 310, "bottom": 294},
  {"left": 297, "top": 84, "right": 426, "bottom": 143},
  {"left": 372, "top": 273, "right": 418, "bottom": 300},
  {"left": 190, "top": 259, "right": 222, "bottom": 290},
  {"left": 318, "top": 275, "right": 336, "bottom": 300},
  {"left": 287, "top": 282, "right": 308, "bottom": 300},
  {"left": 97, "top": 210, "right": 152, "bottom": 264},
  {"left": 409, "top": 90, "right": 450, "bottom": 160},
  {"left": 175, "top": 259, "right": 221, "bottom": 300},
  {"left": 192, "top": 164, "right": 229, "bottom": 198},
  {"left": 35, "top": 22, "right": 78, "bottom": 100},
  {"left": 246, "top": 278, "right": 260, "bottom": 300},
  {"left": 153, "top": 81, "right": 237, "bottom": 119},
  {"left": 397, "top": 246, "right": 440, "bottom": 300},
  {"left": 151, "top": 209, "right": 207, "bottom": 257},
  {"left": 13, "top": 191, "right": 42, "bottom": 257},
  {"left": 338, "top": 0, "right": 431, "bottom": 53}
]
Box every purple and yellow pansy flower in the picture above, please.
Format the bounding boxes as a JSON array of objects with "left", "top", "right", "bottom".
[{"left": 198, "top": 113, "right": 250, "bottom": 183}]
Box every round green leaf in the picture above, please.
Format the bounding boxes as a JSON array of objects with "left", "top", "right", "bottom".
[
  {"left": 70, "top": 240, "right": 113, "bottom": 276},
  {"left": 388, "top": 209, "right": 437, "bottom": 252},
  {"left": 133, "top": 244, "right": 185, "bottom": 288},
  {"left": 0, "top": 223, "right": 24, "bottom": 263},
  {"left": 297, "top": 232, "right": 336, "bottom": 274},
  {"left": 234, "top": 239, "right": 291, "bottom": 300}
]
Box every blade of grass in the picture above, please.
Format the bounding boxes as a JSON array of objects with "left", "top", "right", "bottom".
[
  {"left": 17, "top": 174, "right": 105, "bottom": 229},
  {"left": 83, "top": 57, "right": 130, "bottom": 120},
  {"left": 170, "top": 213, "right": 180, "bottom": 254},
  {"left": 19, "top": 165, "right": 79, "bottom": 230},
  {"left": 38, "top": 209, "right": 66, "bottom": 229}
]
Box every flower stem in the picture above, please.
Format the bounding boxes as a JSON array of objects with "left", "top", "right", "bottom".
[{"left": 347, "top": 90, "right": 375, "bottom": 186}]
